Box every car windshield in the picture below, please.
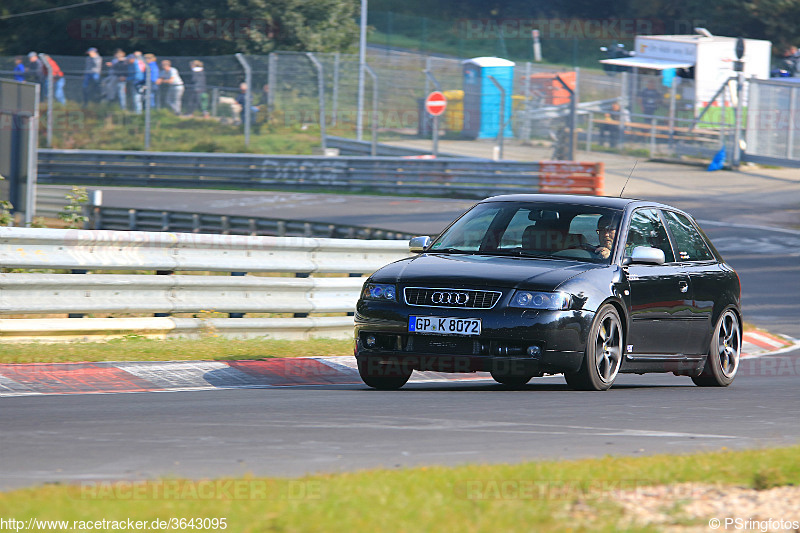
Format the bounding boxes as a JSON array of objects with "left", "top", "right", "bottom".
[{"left": 428, "top": 201, "right": 623, "bottom": 264}]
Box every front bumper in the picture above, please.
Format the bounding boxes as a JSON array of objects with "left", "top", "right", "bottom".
[{"left": 354, "top": 300, "right": 593, "bottom": 374}]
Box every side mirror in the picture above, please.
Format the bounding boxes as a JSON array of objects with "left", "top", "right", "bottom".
[
  {"left": 624, "top": 246, "right": 665, "bottom": 265},
  {"left": 409, "top": 236, "right": 431, "bottom": 253}
]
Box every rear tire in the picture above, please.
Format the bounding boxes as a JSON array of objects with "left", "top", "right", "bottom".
[
  {"left": 357, "top": 359, "right": 412, "bottom": 390},
  {"left": 692, "top": 309, "right": 740, "bottom": 387},
  {"left": 564, "top": 304, "right": 623, "bottom": 391}
]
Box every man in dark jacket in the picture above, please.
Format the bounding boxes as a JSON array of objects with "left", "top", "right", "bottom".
[{"left": 185, "top": 60, "right": 208, "bottom": 116}]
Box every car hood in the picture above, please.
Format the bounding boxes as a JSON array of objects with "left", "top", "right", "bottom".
[{"left": 371, "top": 253, "right": 602, "bottom": 290}]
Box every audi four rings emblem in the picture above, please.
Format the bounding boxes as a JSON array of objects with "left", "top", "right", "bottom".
[{"left": 431, "top": 291, "right": 469, "bottom": 305}]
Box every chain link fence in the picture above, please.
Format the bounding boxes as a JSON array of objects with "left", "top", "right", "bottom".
[
  {"left": 745, "top": 78, "right": 800, "bottom": 165},
  {"left": 2, "top": 47, "right": 754, "bottom": 161}
]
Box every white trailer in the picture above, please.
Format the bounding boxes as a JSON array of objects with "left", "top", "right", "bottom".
[{"left": 601, "top": 32, "right": 772, "bottom": 112}]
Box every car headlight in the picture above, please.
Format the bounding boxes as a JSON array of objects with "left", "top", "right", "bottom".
[
  {"left": 509, "top": 291, "right": 571, "bottom": 310},
  {"left": 362, "top": 283, "right": 397, "bottom": 301}
]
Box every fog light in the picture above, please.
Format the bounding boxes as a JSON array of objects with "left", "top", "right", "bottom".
[
  {"left": 527, "top": 345, "right": 541, "bottom": 358},
  {"left": 365, "top": 335, "right": 377, "bottom": 348}
]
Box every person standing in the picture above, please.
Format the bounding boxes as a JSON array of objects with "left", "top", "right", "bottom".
[
  {"left": 82, "top": 47, "right": 102, "bottom": 106},
  {"left": 27, "top": 52, "right": 65, "bottom": 104},
  {"left": 143, "top": 53, "right": 160, "bottom": 108},
  {"left": 639, "top": 80, "right": 662, "bottom": 118},
  {"left": 127, "top": 52, "right": 146, "bottom": 114},
  {"left": 185, "top": 60, "right": 208, "bottom": 116},
  {"left": 13, "top": 56, "right": 26, "bottom": 82},
  {"left": 157, "top": 60, "right": 184, "bottom": 115},
  {"left": 109, "top": 49, "right": 128, "bottom": 110}
]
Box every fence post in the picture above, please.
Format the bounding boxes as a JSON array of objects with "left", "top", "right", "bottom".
[
  {"left": 144, "top": 62, "right": 152, "bottom": 150},
  {"left": 357, "top": 0, "right": 367, "bottom": 141},
  {"left": 307, "top": 53, "right": 327, "bottom": 152},
  {"left": 424, "top": 70, "right": 442, "bottom": 157},
  {"left": 235, "top": 53, "right": 252, "bottom": 146},
  {"left": 666, "top": 78, "right": 676, "bottom": 152},
  {"left": 211, "top": 88, "right": 219, "bottom": 117},
  {"left": 267, "top": 53, "right": 276, "bottom": 116},
  {"left": 618, "top": 71, "right": 628, "bottom": 149},
  {"left": 488, "top": 75, "right": 505, "bottom": 160},
  {"left": 521, "top": 62, "right": 531, "bottom": 143},
  {"left": 364, "top": 64, "right": 379, "bottom": 156},
  {"left": 332, "top": 52, "right": 340, "bottom": 127},
  {"left": 554, "top": 74, "right": 575, "bottom": 161},
  {"left": 40, "top": 53, "right": 54, "bottom": 148}
]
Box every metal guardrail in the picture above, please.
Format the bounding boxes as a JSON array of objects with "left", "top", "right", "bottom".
[
  {"left": 33, "top": 187, "right": 413, "bottom": 239},
  {"left": 0, "top": 227, "right": 412, "bottom": 341},
  {"left": 37, "top": 149, "right": 604, "bottom": 198},
  {"left": 87, "top": 206, "right": 415, "bottom": 240},
  {"left": 323, "top": 136, "right": 475, "bottom": 159},
  {"left": 0, "top": 227, "right": 410, "bottom": 273}
]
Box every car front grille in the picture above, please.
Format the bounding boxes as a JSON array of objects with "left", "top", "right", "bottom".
[{"left": 404, "top": 287, "right": 502, "bottom": 309}]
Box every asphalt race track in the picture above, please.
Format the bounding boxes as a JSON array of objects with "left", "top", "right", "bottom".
[
  {"left": 2, "top": 370, "right": 800, "bottom": 490},
  {"left": 4, "top": 166, "right": 798, "bottom": 490}
]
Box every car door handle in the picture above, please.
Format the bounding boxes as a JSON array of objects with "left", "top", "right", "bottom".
[{"left": 678, "top": 281, "right": 689, "bottom": 293}]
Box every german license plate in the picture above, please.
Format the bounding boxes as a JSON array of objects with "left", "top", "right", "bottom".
[{"left": 409, "top": 316, "right": 481, "bottom": 336}]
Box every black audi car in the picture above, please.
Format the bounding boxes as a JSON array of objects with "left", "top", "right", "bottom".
[{"left": 354, "top": 194, "right": 742, "bottom": 391}]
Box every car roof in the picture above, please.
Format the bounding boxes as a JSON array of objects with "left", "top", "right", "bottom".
[{"left": 480, "top": 194, "right": 674, "bottom": 211}]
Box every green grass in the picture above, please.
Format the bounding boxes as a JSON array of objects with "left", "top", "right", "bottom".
[
  {"left": 44, "top": 102, "right": 353, "bottom": 154},
  {"left": 0, "top": 321, "right": 773, "bottom": 365},
  {"left": 0, "top": 337, "right": 353, "bottom": 364},
  {"left": 1, "top": 445, "right": 797, "bottom": 532}
]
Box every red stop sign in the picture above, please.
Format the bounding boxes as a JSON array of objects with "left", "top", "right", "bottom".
[{"left": 425, "top": 91, "right": 447, "bottom": 116}]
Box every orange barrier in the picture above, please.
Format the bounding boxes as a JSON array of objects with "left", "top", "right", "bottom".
[{"left": 538, "top": 161, "right": 604, "bottom": 196}]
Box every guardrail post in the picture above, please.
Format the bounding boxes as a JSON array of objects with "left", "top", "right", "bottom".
[
  {"left": 229, "top": 272, "right": 246, "bottom": 318},
  {"left": 68, "top": 268, "right": 88, "bottom": 318},
  {"left": 347, "top": 273, "right": 362, "bottom": 316},
  {"left": 128, "top": 209, "right": 138, "bottom": 231},
  {"left": 154, "top": 270, "right": 173, "bottom": 317},
  {"left": 294, "top": 272, "right": 309, "bottom": 318}
]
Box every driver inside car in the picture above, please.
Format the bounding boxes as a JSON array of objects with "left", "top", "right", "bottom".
[{"left": 594, "top": 214, "right": 617, "bottom": 259}]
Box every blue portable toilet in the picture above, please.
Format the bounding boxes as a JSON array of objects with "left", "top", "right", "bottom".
[{"left": 462, "top": 57, "right": 515, "bottom": 139}]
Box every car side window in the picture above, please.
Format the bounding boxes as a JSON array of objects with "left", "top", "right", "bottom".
[
  {"left": 663, "top": 211, "right": 715, "bottom": 261},
  {"left": 625, "top": 208, "right": 675, "bottom": 262}
]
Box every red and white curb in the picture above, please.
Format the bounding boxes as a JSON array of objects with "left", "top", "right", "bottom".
[
  {"left": 0, "top": 334, "right": 797, "bottom": 398},
  {"left": 742, "top": 331, "right": 798, "bottom": 357}
]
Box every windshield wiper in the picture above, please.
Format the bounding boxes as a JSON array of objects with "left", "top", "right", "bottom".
[{"left": 425, "top": 247, "right": 474, "bottom": 254}]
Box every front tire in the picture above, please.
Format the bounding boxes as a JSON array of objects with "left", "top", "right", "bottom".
[
  {"left": 564, "top": 304, "right": 623, "bottom": 391},
  {"left": 692, "top": 309, "right": 741, "bottom": 387},
  {"left": 357, "top": 359, "right": 412, "bottom": 390},
  {"left": 490, "top": 370, "right": 535, "bottom": 387}
]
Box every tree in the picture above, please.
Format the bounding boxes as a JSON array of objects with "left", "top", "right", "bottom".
[{"left": 0, "top": 0, "right": 359, "bottom": 56}]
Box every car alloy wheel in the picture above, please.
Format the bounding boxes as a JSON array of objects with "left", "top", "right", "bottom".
[
  {"left": 565, "top": 304, "right": 622, "bottom": 391},
  {"left": 692, "top": 308, "right": 741, "bottom": 387}
]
